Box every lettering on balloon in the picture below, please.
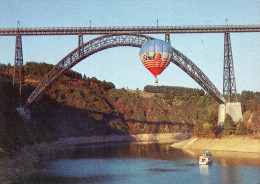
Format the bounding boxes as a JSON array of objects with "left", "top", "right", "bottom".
[{"left": 142, "top": 53, "right": 165, "bottom": 61}]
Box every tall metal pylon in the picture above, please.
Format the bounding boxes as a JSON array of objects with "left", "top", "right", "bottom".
[
  {"left": 13, "top": 34, "right": 24, "bottom": 106},
  {"left": 223, "top": 32, "right": 238, "bottom": 102},
  {"left": 165, "top": 33, "right": 171, "bottom": 44},
  {"left": 78, "top": 34, "right": 84, "bottom": 57}
]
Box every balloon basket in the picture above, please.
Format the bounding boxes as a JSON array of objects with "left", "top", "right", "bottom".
[{"left": 155, "top": 78, "right": 158, "bottom": 83}]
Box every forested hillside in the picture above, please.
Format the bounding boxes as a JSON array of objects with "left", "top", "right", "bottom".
[{"left": 0, "top": 62, "right": 259, "bottom": 154}]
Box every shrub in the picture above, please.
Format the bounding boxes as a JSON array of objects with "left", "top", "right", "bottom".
[
  {"left": 236, "top": 121, "right": 247, "bottom": 135},
  {"left": 193, "top": 122, "right": 202, "bottom": 136},
  {"left": 224, "top": 113, "right": 236, "bottom": 135}
]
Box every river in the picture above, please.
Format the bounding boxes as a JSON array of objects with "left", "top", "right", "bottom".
[{"left": 19, "top": 143, "right": 260, "bottom": 184}]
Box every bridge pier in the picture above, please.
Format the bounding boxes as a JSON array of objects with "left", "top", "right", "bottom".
[
  {"left": 218, "top": 102, "right": 242, "bottom": 129},
  {"left": 218, "top": 32, "right": 242, "bottom": 129},
  {"left": 13, "top": 34, "right": 24, "bottom": 107}
]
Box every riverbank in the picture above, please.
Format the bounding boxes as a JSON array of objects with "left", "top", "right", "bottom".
[
  {"left": 1, "top": 133, "right": 190, "bottom": 183},
  {"left": 33, "top": 133, "right": 191, "bottom": 152},
  {"left": 170, "top": 135, "right": 260, "bottom": 153}
]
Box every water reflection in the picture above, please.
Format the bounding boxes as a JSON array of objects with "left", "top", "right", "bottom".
[
  {"left": 21, "top": 143, "right": 260, "bottom": 184},
  {"left": 51, "top": 143, "right": 192, "bottom": 161},
  {"left": 221, "top": 166, "right": 241, "bottom": 184},
  {"left": 129, "top": 143, "right": 191, "bottom": 160},
  {"left": 180, "top": 149, "right": 260, "bottom": 167},
  {"left": 199, "top": 164, "right": 210, "bottom": 184},
  {"left": 199, "top": 164, "right": 209, "bottom": 175}
]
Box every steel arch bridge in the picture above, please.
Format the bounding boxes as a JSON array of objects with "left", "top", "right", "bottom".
[{"left": 25, "top": 33, "right": 226, "bottom": 106}]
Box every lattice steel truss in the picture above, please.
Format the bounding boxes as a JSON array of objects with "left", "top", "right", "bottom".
[
  {"left": 25, "top": 34, "right": 225, "bottom": 107},
  {"left": 171, "top": 48, "right": 226, "bottom": 104},
  {"left": 13, "top": 35, "right": 24, "bottom": 106},
  {"left": 223, "top": 32, "right": 238, "bottom": 102},
  {"left": 1, "top": 25, "right": 260, "bottom": 36},
  {"left": 78, "top": 34, "right": 83, "bottom": 57},
  {"left": 165, "top": 33, "right": 171, "bottom": 44}
]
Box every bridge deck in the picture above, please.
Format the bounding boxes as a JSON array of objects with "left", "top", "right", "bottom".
[{"left": 1, "top": 25, "right": 260, "bottom": 36}]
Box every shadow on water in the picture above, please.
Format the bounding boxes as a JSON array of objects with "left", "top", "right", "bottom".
[
  {"left": 16, "top": 174, "right": 135, "bottom": 184},
  {"left": 44, "top": 142, "right": 260, "bottom": 167},
  {"left": 14, "top": 143, "right": 260, "bottom": 184},
  {"left": 185, "top": 163, "right": 198, "bottom": 167},
  {"left": 147, "top": 168, "right": 185, "bottom": 172},
  {"left": 48, "top": 142, "right": 192, "bottom": 161}
]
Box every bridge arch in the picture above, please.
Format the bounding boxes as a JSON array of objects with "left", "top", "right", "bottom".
[{"left": 26, "top": 34, "right": 225, "bottom": 106}]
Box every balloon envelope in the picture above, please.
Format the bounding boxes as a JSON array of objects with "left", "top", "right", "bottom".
[{"left": 140, "top": 39, "right": 173, "bottom": 78}]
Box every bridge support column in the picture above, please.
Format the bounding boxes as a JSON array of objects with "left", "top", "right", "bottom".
[
  {"left": 218, "top": 102, "right": 242, "bottom": 129},
  {"left": 78, "top": 34, "right": 84, "bottom": 57},
  {"left": 219, "top": 32, "right": 242, "bottom": 129},
  {"left": 223, "top": 32, "right": 238, "bottom": 102},
  {"left": 13, "top": 34, "right": 31, "bottom": 119},
  {"left": 13, "top": 34, "right": 24, "bottom": 107},
  {"left": 165, "top": 33, "right": 171, "bottom": 44}
]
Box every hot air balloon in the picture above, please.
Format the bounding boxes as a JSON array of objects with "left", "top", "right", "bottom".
[{"left": 139, "top": 39, "right": 173, "bottom": 83}]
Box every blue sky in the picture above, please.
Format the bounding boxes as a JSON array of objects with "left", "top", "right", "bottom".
[{"left": 0, "top": 0, "right": 259, "bottom": 93}]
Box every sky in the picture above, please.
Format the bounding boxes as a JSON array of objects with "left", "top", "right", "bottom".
[{"left": 0, "top": 0, "right": 259, "bottom": 93}]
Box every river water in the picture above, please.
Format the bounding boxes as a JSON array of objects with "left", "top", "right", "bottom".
[{"left": 21, "top": 143, "right": 259, "bottom": 184}]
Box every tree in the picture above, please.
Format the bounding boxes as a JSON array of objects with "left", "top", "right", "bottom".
[
  {"left": 240, "top": 91, "right": 254, "bottom": 112},
  {"left": 250, "top": 99, "right": 258, "bottom": 112},
  {"left": 193, "top": 122, "right": 203, "bottom": 136},
  {"left": 83, "top": 74, "right": 87, "bottom": 80},
  {"left": 202, "top": 122, "right": 214, "bottom": 137},
  {"left": 207, "top": 111, "right": 218, "bottom": 125},
  {"left": 236, "top": 121, "right": 247, "bottom": 135},
  {"left": 7, "top": 63, "right": 11, "bottom": 69},
  {"left": 224, "top": 113, "right": 235, "bottom": 134},
  {"left": 252, "top": 112, "right": 260, "bottom": 134}
]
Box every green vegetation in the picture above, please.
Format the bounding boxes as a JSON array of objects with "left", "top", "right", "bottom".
[
  {"left": 236, "top": 121, "right": 247, "bottom": 135},
  {"left": 239, "top": 91, "right": 260, "bottom": 113},
  {"left": 224, "top": 113, "right": 236, "bottom": 135},
  {"left": 0, "top": 62, "right": 260, "bottom": 155},
  {"left": 144, "top": 85, "right": 205, "bottom": 96},
  {"left": 24, "top": 62, "right": 83, "bottom": 80},
  {"left": 237, "top": 91, "right": 260, "bottom": 135}
]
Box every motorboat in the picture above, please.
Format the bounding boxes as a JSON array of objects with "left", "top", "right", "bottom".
[{"left": 199, "top": 151, "right": 212, "bottom": 165}]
